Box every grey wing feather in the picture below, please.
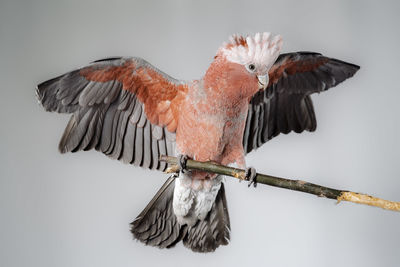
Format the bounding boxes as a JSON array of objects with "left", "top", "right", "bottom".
[
  {"left": 142, "top": 120, "right": 152, "bottom": 169},
  {"left": 243, "top": 52, "right": 360, "bottom": 154},
  {"left": 37, "top": 57, "right": 178, "bottom": 171},
  {"left": 121, "top": 120, "right": 136, "bottom": 164},
  {"left": 133, "top": 121, "right": 144, "bottom": 166}
]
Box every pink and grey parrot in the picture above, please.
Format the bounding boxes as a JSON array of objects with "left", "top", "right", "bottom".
[{"left": 36, "top": 32, "right": 359, "bottom": 252}]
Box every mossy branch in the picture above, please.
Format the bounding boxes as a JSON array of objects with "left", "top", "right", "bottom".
[{"left": 159, "top": 155, "right": 400, "bottom": 212}]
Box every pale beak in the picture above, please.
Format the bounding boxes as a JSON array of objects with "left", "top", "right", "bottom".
[{"left": 257, "top": 74, "right": 269, "bottom": 90}]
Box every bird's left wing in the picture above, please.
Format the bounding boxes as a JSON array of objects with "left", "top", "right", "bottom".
[
  {"left": 243, "top": 52, "right": 360, "bottom": 154},
  {"left": 37, "top": 57, "right": 188, "bottom": 171}
]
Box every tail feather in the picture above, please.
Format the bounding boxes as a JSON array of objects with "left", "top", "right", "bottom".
[
  {"left": 183, "top": 183, "right": 230, "bottom": 252},
  {"left": 131, "top": 176, "right": 230, "bottom": 252},
  {"left": 131, "top": 175, "right": 185, "bottom": 248}
]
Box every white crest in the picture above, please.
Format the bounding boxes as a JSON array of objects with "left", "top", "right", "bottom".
[{"left": 220, "top": 32, "right": 283, "bottom": 72}]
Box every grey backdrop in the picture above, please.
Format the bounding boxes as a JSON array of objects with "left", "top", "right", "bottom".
[{"left": 1, "top": 0, "right": 399, "bottom": 266}]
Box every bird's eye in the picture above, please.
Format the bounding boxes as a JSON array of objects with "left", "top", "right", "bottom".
[{"left": 246, "top": 63, "right": 256, "bottom": 73}]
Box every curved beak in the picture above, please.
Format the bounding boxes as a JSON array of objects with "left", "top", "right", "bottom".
[{"left": 257, "top": 74, "right": 269, "bottom": 90}]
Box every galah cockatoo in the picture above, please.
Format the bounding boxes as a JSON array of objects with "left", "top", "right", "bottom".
[{"left": 36, "top": 32, "right": 359, "bottom": 252}]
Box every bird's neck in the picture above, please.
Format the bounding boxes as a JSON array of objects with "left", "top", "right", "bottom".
[{"left": 201, "top": 56, "right": 258, "bottom": 108}]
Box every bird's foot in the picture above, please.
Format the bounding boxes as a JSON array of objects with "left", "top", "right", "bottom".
[
  {"left": 178, "top": 154, "right": 189, "bottom": 174},
  {"left": 245, "top": 167, "right": 257, "bottom": 188}
]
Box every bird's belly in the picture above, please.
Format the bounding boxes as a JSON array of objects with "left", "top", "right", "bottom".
[
  {"left": 178, "top": 117, "right": 225, "bottom": 160},
  {"left": 176, "top": 109, "right": 247, "bottom": 172}
]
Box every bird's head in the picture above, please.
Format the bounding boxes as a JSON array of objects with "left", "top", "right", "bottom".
[{"left": 204, "top": 32, "right": 282, "bottom": 100}]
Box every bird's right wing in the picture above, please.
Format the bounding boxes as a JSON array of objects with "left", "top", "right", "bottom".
[{"left": 37, "top": 57, "right": 188, "bottom": 171}]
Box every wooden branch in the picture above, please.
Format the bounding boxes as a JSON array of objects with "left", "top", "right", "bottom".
[{"left": 159, "top": 155, "right": 400, "bottom": 212}]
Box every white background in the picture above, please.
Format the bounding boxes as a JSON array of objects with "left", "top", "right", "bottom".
[{"left": 1, "top": 0, "right": 399, "bottom": 266}]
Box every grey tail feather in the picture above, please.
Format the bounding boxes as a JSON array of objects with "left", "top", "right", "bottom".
[
  {"left": 130, "top": 175, "right": 186, "bottom": 249},
  {"left": 130, "top": 176, "right": 231, "bottom": 253},
  {"left": 183, "top": 182, "right": 230, "bottom": 252}
]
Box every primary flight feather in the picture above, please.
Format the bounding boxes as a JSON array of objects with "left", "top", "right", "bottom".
[{"left": 36, "top": 32, "right": 359, "bottom": 252}]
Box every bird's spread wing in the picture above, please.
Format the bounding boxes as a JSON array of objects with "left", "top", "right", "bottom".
[
  {"left": 243, "top": 52, "right": 360, "bottom": 153},
  {"left": 37, "top": 57, "right": 188, "bottom": 171}
]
